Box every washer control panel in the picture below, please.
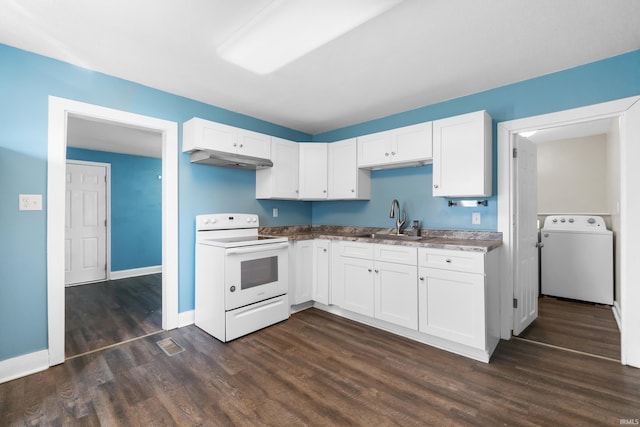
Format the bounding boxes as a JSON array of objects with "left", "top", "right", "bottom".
[{"left": 542, "top": 215, "right": 607, "bottom": 230}]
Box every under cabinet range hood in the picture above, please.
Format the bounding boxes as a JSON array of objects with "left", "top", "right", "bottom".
[{"left": 189, "top": 150, "right": 273, "bottom": 170}]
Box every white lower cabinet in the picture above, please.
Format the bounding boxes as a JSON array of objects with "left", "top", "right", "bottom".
[
  {"left": 374, "top": 261, "right": 418, "bottom": 329},
  {"left": 312, "top": 239, "right": 331, "bottom": 305},
  {"left": 333, "top": 241, "right": 417, "bottom": 328},
  {"left": 418, "top": 247, "right": 500, "bottom": 354},
  {"left": 418, "top": 267, "right": 485, "bottom": 348},
  {"left": 339, "top": 256, "right": 375, "bottom": 316},
  {"left": 289, "top": 240, "right": 313, "bottom": 305}
]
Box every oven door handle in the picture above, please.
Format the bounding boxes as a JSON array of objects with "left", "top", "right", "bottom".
[{"left": 226, "top": 242, "right": 289, "bottom": 255}]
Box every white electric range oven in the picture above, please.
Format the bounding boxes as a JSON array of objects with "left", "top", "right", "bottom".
[{"left": 194, "top": 213, "right": 289, "bottom": 342}]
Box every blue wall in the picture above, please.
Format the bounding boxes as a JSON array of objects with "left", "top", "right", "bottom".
[
  {"left": 0, "top": 41, "right": 638, "bottom": 362},
  {"left": 312, "top": 50, "right": 640, "bottom": 230},
  {"left": 0, "top": 44, "right": 311, "bottom": 361},
  {"left": 66, "top": 148, "right": 163, "bottom": 271}
]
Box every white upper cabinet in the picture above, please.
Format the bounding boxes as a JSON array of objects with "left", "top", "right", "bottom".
[
  {"left": 299, "top": 143, "right": 328, "bottom": 200},
  {"left": 328, "top": 138, "right": 371, "bottom": 200},
  {"left": 256, "top": 137, "right": 299, "bottom": 199},
  {"left": 183, "top": 117, "right": 271, "bottom": 159},
  {"left": 432, "top": 110, "right": 492, "bottom": 197},
  {"left": 357, "top": 121, "right": 433, "bottom": 170}
]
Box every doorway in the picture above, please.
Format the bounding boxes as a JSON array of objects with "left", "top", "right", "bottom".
[
  {"left": 497, "top": 95, "right": 640, "bottom": 367},
  {"left": 47, "top": 96, "right": 179, "bottom": 366},
  {"left": 64, "top": 129, "right": 164, "bottom": 357}
]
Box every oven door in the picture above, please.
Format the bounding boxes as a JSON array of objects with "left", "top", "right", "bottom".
[{"left": 224, "top": 242, "right": 289, "bottom": 311}]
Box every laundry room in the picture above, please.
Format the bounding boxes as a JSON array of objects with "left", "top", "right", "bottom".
[{"left": 520, "top": 117, "right": 621, "bottom": 359}]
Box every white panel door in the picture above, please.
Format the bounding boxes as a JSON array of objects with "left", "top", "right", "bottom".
[
  {"left": 312, "top": 239, "right": 330, "bottom": 305},
  {"left": 512, "top": 135, "right": 538, "bottom": 335},
  {"left": 65, "top": 162, "right": 107, "bottom": 285},
  {"left": 341, "top": 257, "right": 375, "bottom": 316},
  {"left": 374, "top": 261, "right": 418, "bottom": 329},
  {"left": 298, "top": 143, "right": 328, "bottom": 199}
]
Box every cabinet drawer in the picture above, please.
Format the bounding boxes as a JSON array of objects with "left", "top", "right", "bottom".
[
  {"left": 418, "top": 248, "right": 484, "bottom": 274},
  {"left": 375, "top": 244, "right": 417, "bottom": 265},
  {"left": 338, "top": 241, "right": 375, "bottom": 259}
]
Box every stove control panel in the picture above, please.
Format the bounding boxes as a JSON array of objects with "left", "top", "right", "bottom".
[{"left": 197, "top": 213, "right": 259, "bottom": 231}]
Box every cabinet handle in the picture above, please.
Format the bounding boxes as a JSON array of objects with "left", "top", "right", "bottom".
[
  {"left": 323, "top": 190, "right": 327, "bottom": 193},
  {"left": 374, "top": 269, "right": 379, "bottom": 273},
  {"left": 419, "top": 276, "right": 424, "bottom": 281},
  {"left": 385, "top": 152, "right": 390, "bottom": 156},
  {"left": 445, "top": 258, "right": 452, "bottom": 263},
  {"left": 295, "top": 189, "right": 299, "bottom": 193},
  {"left": 233, "top": 143, "right": 237, "bottom": 147},
  {"left": 433, "top": 184, "right": 439, "bottom": 189},
  {"left": 323, "top": 248, "right": 327, "bottom": 252},
  {"left": 239, "top": 143, "right": 243, "bottom": 148},
  {"left": 351, "top": 189, "right": 355, "bottom": 192},
  {"left": 368, "top": 268, "right": 372, "bottom": 273},
  {"left": 391, "top": 151, "right": 396, "bottom": 155}
]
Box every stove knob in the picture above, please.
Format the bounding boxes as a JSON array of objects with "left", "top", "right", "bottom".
[
  {"left": 203, "top": 218, "right": 210, "bottom": 224},
  {"left": 552, "top": 218, "right": 558, "bottom": 223},
  {"left": 253, "top": 218, "right": 258, "bottom": 223},
  {"left": 246, "top": 218, "right": 251, "bottom": 223},
  {"left": 560, "top": 218, "right": 566, "bottom": 223},
  {"left": 211, "top": 218, "right": 217, "bottom": 224},
  {"left": 568, "top": 218, "right": 574, "bottom": 223},
  {"left": 230, "top": 286, "right": 236, "bottom": 292},
  {"left": 588, "top": 217, "right": 596, "bottom": 224}
]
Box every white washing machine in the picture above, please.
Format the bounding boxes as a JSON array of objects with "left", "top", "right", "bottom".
[{"left": 540, "top": 215, "right": 613, "bottom": 305}]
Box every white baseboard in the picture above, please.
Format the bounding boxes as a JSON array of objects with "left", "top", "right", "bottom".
[
  {"left": 0, "top": 350, "right": 49, "bottom": 384},
  {"left": 110, "top": 265, "right": 162, "bottom": 280},
  {"left": 613, "top": 301, "right": 622, "bottom": 331},
  {"left": 178, "top": 310, "right": 195, "bottom": 327}
]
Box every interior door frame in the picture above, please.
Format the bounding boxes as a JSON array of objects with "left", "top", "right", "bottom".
[
  {"left": 497, "top": 95, "right": 640, "bottom": 367},
  {"left": 65, "top": 159, "right": 112, "bottom": 285},
  {"left": 47, "top": 96, "right": 179, "bottom": 366}
]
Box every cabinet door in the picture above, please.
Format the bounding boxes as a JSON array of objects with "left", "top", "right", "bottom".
[
  {"left": 256, "top": 137, "right": 299, "bottom": 199},
  {"left": 292, "top": 241, "right": 314, "bottom": 305},
  {"left": 374, "top": 261, "right": 418, "bottom": 329},
  {"left": 183, "top": 118, "right": 237, "bottom": 153},
  {"left": 328, "top": 138, "right": 357, "bottom": 199},
  {"left": 237, "top": 129, "right": 271, "bottom": 159},
  {"left": 299, "top": 143, "right": 328, "bottom": 199},
  {"left": 393, "top": 122, "right": 433, "bottom": 163},
  {"left": 432, "top": 110, "right": 492, "bottom": 197},
  {"left": 418, "top": 267, "right": 485, "bottom": 349},
  {"left": 340, "top": 257, "right": 375, "bottom": 316},
  {"left": 312, "top": 240, "right": 330, "bottom": 305},
  {"left": 357, "top": 130, "right": 393, "bottom": 168}
]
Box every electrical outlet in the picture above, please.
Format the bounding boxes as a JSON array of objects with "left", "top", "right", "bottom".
[
  {"left": 19, "top": 194, "right": 43, "bottom": 211},
  {"left": 472, "top": 212, "right": 481, "bottom": 225},
  {"left": 272, "top": 207, "right": 279, "bottom": 218}
]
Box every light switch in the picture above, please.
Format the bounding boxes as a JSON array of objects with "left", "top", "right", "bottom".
[
  {"left": 272, "top": 208, "right": 279, "bottom": 218},
  {"left": 19, "top": 194, "right": 43, "bottom": 211},
  {"left": 472, "top": 212, "right": 481, "bottom": 225}
]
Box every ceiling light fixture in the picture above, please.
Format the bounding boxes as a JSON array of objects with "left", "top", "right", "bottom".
[
  {"left": 519, "top": 131, "right": 538, "bottom": 137},
  {"left": 217, "top": 0, "right": 403, "bottom": 74}
]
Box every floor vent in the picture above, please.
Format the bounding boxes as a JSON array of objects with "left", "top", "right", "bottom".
[{"left": 156, "top": 337, "right": 185, "bottom": 356}]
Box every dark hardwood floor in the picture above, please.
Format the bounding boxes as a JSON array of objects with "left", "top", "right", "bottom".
[
  {"left": 65, "top": 273, "right": 162, "bottom": 358},
  {"left": 3, "top": 308, "right": 639, "bottom": 426},
  {"left": 518, "top": 296, "right": 620, "bottom": 360}
]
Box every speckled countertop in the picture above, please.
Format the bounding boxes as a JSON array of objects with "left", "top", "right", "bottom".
[{"left": 260, "top": 225, "right": 502, "bottom": 253}]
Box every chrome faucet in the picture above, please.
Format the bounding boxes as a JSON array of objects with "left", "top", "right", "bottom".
[{"left": 389, "top": 199, "right": 406, "bottom": 235}]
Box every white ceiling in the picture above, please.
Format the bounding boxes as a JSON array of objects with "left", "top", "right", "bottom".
[
  {"left": 67, "top": 116, "right": 163, "bottom": 158},
  {"left": 1, "top": 0, "right": 639, "bottom": 138},
  {"left": 524, "top": 118, "right": 614, "bottom": 144}
]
